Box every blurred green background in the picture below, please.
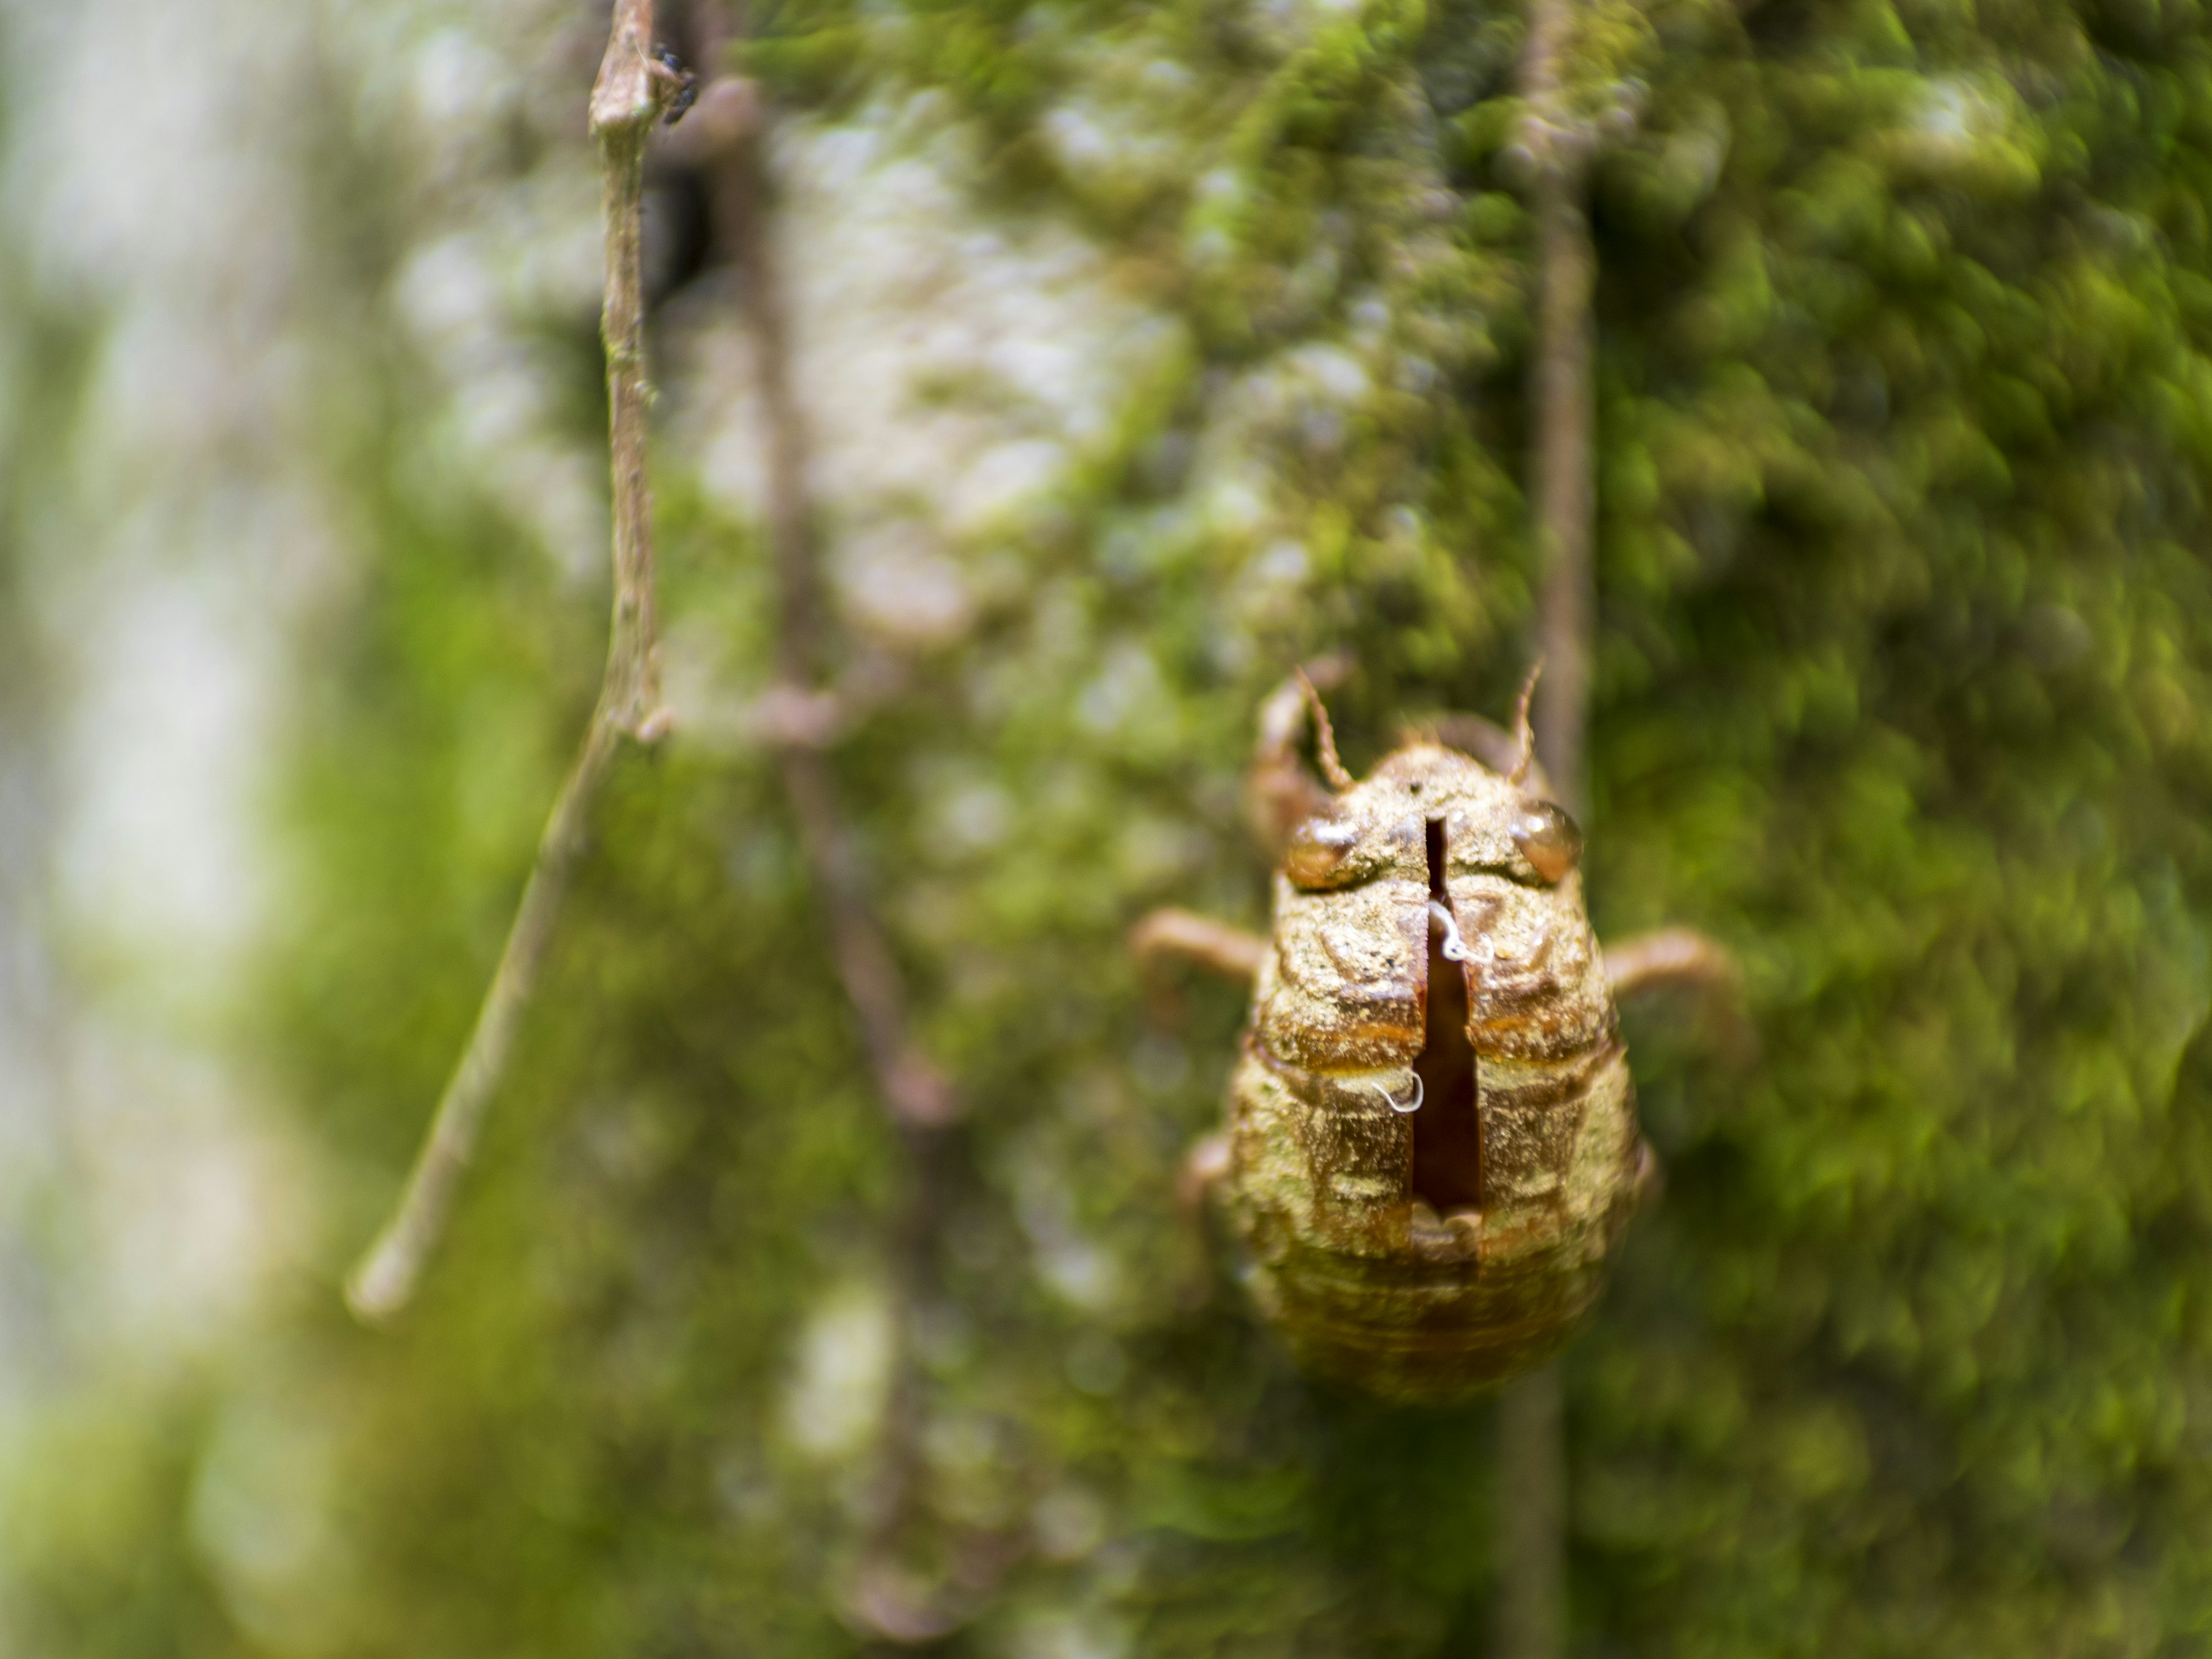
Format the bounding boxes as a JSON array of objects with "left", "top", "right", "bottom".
[{"left": 3, "top": 0, "right": 2211, "bottom": 1652}]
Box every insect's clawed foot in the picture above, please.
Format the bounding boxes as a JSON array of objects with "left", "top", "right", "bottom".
[{"left": 1177, "top": 1132, "right": 1232, "bottom": 1214}]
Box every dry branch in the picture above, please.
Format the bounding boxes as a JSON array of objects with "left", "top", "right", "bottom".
[
  {"left": 684, "top": 5, "right": 967, "bottom": 1635},
  {"left": 346, "top": 0, "right": 674, "bottom": 1324},
  {"left": 686, "top": 12, "right": 952, "bottom": 1135},
  {"left": 1495, "top": 0, "right": 1599, "bottom": 1643},
  {"left": 1520, "top": 0, "right": 1598, "bottom": 825}
]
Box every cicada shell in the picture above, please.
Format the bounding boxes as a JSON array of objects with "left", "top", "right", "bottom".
[{"left": 1225, "top": 731, "right": 1649, "bottom": 1404}]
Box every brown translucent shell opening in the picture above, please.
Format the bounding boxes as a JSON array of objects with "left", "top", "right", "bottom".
[
  {"left": 1411, "top": 817, "right": 1480, "bottom": 1214},
  {"left": 1510, "top": 801, "right": 1582, "bottom": 884}
]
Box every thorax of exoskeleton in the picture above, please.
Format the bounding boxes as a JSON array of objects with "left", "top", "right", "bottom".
[{"left": 1249, "top": 741, "right": 1611, "bottom": 1184}]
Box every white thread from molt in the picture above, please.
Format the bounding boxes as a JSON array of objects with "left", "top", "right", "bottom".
[
  {"left": 1368, "top": 1073, "right": 1424, "bottom": 1114},
  {"left": 1429, "top": 899, "right": 1471, "bottom": 963}
]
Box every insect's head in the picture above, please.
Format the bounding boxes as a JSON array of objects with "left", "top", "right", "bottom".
[{"left": 1280, "top": 669, "right": 1584, "bottom": 895}]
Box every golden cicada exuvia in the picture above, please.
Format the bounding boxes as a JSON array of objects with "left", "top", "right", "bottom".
[{"left": 1135, "top": 667, "right": 1732, "bottom": 1405}]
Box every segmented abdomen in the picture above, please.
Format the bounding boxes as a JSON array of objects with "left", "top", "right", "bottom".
[{"left": 1225, "top": 873, "right": 1642, "bottom": 1402}]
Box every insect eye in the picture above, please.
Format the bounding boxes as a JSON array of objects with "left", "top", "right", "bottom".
[
  {"left": 1510, "top": 801, "right": 1582, "bottom": 883},
  {"left": 1285, "top": 816, "right": 1363, "bottom": 889}
]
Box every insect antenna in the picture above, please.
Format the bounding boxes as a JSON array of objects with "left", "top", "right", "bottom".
[
  {"left": 1506, "top": 658, "right": 1544, "bottom": 786},
  {"left": 1296, "top": 667, "right": 1354, "bottom": 791}
]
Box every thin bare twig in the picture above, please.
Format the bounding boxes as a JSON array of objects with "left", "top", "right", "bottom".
[
  {"left": 346, "top": 0, "right": 674, "bottom": 1324},
  {"left": 1495, "top": 0, "right": 1597, "bottom": 1644}
]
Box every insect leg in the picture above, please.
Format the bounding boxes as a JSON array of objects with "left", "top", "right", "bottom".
[
  {"left": 1177, "top": 1132, "right": 1233, "bottom": 1211},
  {"left": 1130, "top": 908, "right": 1268, "bottom": 982},
  {"left": 1603, "top": 926, "right": 1737, "bottom": 999}
]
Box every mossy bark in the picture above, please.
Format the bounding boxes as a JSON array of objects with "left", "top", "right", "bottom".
[{"left": 8, "top": 0, "right": 2212, "bottom": 1653}]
